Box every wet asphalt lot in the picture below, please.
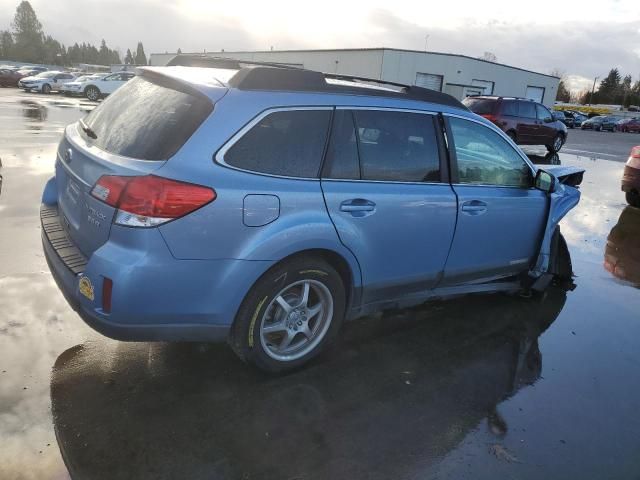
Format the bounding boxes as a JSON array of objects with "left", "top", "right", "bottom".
[{"left": 1, "top": 88, "right": 640, "bottom": 480}]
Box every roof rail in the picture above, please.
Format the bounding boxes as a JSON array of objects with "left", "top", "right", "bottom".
[{"left": 165, "top": 54, "right": 466, "bottom": 110}]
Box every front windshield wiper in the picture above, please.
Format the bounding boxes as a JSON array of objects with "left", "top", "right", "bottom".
[{"left": 79, "top": 118, "right": 97, "bottom": 139}]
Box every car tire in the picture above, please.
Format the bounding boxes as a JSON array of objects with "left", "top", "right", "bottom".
[
  {"left": 595, "top": 125, "right": 601, "bottom": 131},
  {"left": 229, "top": 256, "right": 346, "bottom": 373},
  {"left": 547, "top": 134, "right": 564, "bottom": 153},
  {"left": 549, "top": 228, "right": 572, "bottom": 280},
  {"left": 626, "top": 191, "right": 640, "bottom": 208},
  {"left": 41, "top": 84, "right": 51, "bottom": 94},
  {"left": 85, "top": 86, "right": 100, "bottom": 101}
]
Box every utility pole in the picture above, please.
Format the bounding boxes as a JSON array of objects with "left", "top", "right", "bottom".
[{"left": 589, "top": 76, "right": 599, "bottom": 106}]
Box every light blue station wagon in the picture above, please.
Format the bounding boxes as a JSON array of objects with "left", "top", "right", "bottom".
[{"left": 41, "top": 55, "right": 583, "bottom": 371}]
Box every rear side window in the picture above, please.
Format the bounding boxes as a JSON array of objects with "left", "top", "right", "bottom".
[
  {"left": 224, "top": 110, "right": 331, "bottom": 178},
  {"left": 501, "top": 100, "right": 518, "bottom": 116},
  {"left": 323, "top": 110, "right": 360, "bottom": 179},
  {"left": 323, "top": 110, "right": 440, "bottom": 183},
  {"left": 462, "top": 98, "right": 496, "bottom": 115},
  {"left": 81, "top": 76, "right": 213, "bottom": 160},
  {"left": 518, "top": 101, "right": 537, "bottom": 119},
  {"left": 353, "top": 110, "right": 440, "bottom": 182}
]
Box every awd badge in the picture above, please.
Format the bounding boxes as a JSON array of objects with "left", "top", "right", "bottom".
[{"left": 79, "top": 276, "right": 95, "bottom": 301}]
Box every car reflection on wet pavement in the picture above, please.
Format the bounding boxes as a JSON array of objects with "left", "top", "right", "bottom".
[
  {"left": 605, "top": 206, "right": 640, "bottom": 287},
  {"left": 1, "top": 89, "right": 640, "bottom": 480}
]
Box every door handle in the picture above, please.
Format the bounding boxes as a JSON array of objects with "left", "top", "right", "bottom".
[
  {"left": 461, "top": 200, "right": 487, "bottom": 215},
  {"left": 340, "top": 199, "right": 376, "bottom": 216}
]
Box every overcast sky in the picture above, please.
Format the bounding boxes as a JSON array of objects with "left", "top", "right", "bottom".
[{"left": 1, "top": 0, "right": 639, "bottom": 91}]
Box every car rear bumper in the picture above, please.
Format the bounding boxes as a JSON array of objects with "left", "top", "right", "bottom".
[
  {"left": 622, "top": 166, "right": 640, "bottom": 193},
  {"left": 41, "top": 201, "right": 273, "bottom": 342}
]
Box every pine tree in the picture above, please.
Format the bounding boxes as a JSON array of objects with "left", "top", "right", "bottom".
[
  {"left": 98, "top": 39, "right": 109, "bottom": 65},
  {"left": 597, "top": 68, "right": 621, "bottom": 103},
  {"left": 124, "top": 48, "right": 134, "bottom": 64},
  {"left": 556, "top": 80, "right": 570, "bottom": 103},
  {"left": 0, "top": 30, "right": 14, "bottom": 59},
  {"left": 134, "top": 41, "right": 147, "bottom": 65},
  {"left": 11, "top": 1, "right": 44, "bottom": 63}
]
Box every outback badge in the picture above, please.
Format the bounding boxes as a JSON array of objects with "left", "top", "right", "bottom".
[{"left": 79, "top": 276, "right": 95, "bottom": 301}]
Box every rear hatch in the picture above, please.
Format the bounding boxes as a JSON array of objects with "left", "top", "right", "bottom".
[{"left": 55, "top": 73, "right": 217, "bottom": 257}]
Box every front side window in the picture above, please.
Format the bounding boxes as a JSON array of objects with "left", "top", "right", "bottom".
[
  {"left": 353, "top": 110, "right": 440, "bottom": 182},
  {"left": 536, "top": 104, "right": 553, "bottom": 122},
  {"left": 224, "top": 110, "right": 331, "bottom": 178},
  {"left": 449, "top": 117, "right": 532, "bottom": 188}
]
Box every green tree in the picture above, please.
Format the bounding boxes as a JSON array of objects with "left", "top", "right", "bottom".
[
  {"left": 0, "top": 30, "right": 14, "bottom": 59},
  {"left": 98, "top": 39, "right": 110, "bottom": 65},
  {"left": 11, "top": 1, "right": 44, "bottom": 63},
  {"left": 556, "top": 80, "right": 571, "bottom": 102},
  {"left": 134, "top": 41, "right": 147, "bottom": 65},
  {"left": 597, "top": 68, "right": 621, "bottom": 103},
  {"left": 124, "top": 48, "right": 134, "bottom": 64},
  {"left": 177, "top": 47, "right": 182, "bottom": 54}
]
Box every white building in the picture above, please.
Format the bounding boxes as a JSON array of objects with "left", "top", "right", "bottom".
[{"left": 149, "top": 48, "right": 559, "bottom": 107}]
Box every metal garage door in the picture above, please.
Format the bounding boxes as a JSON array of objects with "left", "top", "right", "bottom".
[
  {"left": 525, "top": 86, "right": 545, "bottom": 103},
  {"left": 416, "top": 73, "right": 443, "bottom": 92},
  {"left": 471, "top": 79, "right": 494, "bottom": 95}
]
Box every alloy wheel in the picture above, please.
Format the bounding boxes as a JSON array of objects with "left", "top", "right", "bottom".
[
  {"left": 553, "top": 135, "right": 563, "bottom": 152},
  {"left": 259, "top": 279, "right": 334, "bottom": 362}
]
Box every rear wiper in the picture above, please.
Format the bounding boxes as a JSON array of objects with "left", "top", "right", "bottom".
[{"left": 79, "top": 119, "right": 97, "bottom": 139}]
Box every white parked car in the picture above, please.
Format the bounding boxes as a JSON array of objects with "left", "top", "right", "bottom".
[
  {"left": 81, "top": 71, "right": 136, "bottom": 101},
  {"left": 19, "top": 71, "right": 77, "bottom": 93},
  {"left": 59, "top": 74, "right": 107, "bottom": 96}
]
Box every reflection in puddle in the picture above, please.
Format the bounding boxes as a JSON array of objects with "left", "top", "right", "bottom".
[
  {"left": 20, "top": 100, "right": 48, "bottom": 123},
  {"left": 526, "top": 151, "right": 560, "bottom": 165},
  {"left": 50, "top": 281, "right": 572, "bottom": 479},
  {"left": 605, "top": 206, "right": 640, "bottom": 287}
]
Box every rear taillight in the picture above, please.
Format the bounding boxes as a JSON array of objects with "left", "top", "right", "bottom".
[
  {"left": 91, "top": 175, "right": 216, "bottom": 227},
  {"left": 480, "top": 113, "right": 497, "bottom": 123}
]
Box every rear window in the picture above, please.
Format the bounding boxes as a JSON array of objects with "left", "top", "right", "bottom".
[
  {"left": 462, "top": 97, "right": 496, "bottom": 115},
  {"left": 81, "top": 76, "right": 213, "bottom": 161},
  {"left": 224, "top": 110, "right": 331, "bottom": 178}
]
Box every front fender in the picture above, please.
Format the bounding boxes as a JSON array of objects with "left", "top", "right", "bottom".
[{"left": 533, "top": 183, "right": 581, "bottom": 275}]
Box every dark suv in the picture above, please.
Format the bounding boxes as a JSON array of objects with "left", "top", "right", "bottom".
[{"left": 463, "top": 96, "right": 568, "bottom": 152}]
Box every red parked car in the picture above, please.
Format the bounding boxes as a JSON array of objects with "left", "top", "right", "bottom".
[
  {"left": 619, "top": 119, "right": 640, "bottom": 133},
  {"left": 622, "top": 146, "right": 640, "bottom": 207},
  {"left": 0, "top": 68, "right": 23, "bottom": 87},
  {"left": 462, "top": 96, "right": 568, "bottom": 152}
]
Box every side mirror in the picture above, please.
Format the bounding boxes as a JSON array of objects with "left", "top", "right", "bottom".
[
  {"left": 544, "top": 117, "right": 554, "bottom": 123},
  {"left": 535, "top": 169, "right": 556, "bottom": 193}
]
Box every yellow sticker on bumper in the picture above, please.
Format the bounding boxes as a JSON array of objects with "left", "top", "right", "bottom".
[{"left": 79, "top": 276, "right": 95, "bottom": 301}]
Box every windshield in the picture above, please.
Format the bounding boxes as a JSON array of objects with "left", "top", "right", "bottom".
[
  {"left": 36, "top": 72, "right": 56, "bottom": 78},
  {"left": 80, "top": 75, "right": 213, "bottom": 160}
]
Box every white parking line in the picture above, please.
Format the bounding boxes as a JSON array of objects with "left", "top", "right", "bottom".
[{"left": 562, "top": 148, "right": 621, "bottom": 158}]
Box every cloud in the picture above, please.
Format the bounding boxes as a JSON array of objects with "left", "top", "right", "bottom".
[
  {"left": 0, "top": 1, "right": 638, "bottom": 90},
  {"left": 361, "top": 10, "right": 640, "bottom": 90}
]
